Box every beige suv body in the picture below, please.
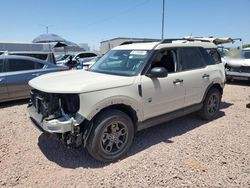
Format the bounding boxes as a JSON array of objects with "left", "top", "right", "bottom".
[{"left": 28, "top": 39, "right": 225, "bottom": 162}]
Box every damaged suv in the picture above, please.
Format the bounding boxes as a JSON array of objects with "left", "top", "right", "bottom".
[{"left": 28, "top": 39, "right": 225, "bottom": 162}]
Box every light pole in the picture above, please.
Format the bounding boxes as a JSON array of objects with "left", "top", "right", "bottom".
[
  {"left": 161, "top": 0, "right": 165, "bottom": 39},
  {"left": 40, "top": 25, "right": 53, "bottom": 34}
]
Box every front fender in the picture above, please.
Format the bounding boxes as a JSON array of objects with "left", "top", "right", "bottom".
[{"left": 88, "top": 96, "right": 142, "bottom": 121}]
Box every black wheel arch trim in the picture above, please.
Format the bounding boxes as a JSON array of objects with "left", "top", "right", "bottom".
[{"left": 202, "top": 82, "right": 223, "bottom": 102}]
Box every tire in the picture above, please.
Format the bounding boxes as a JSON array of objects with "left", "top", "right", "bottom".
[
  {"left": 86, "top": 109, "right": 134, "bottom": 162},
  {"left": 200, "top": 88, "right": 222, "bottom": 120}
]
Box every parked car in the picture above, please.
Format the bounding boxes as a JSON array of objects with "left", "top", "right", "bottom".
[
  {"left": 224, "top": 48, "right": 250, "bottom": 81},
  {"left": 76, "top": 56, "right": 101, "bottom": 70},
  {"left": 28, "top": 39, "right": 225, "bottom": 162},
  {"left": 56, "top": 52, "right": 99, "bottom": 65},
  {"left": 0, "top": 55, "right": 68, "bottom": 102},
  {"left": 5, "top": 51, "right": 57, "bottom": 64}
]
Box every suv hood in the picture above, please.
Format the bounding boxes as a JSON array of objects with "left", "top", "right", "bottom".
[{"left": 29, "top": 70, "right": 136, "bottom": 93}]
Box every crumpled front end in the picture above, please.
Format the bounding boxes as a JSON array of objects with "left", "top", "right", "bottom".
[{"left": 28, "top": 89, "right": 87, "bottom": 147}]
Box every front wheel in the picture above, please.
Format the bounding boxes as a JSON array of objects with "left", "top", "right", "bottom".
[
  {"left": 200, "top": 88, "right": 222, "bottom": 120},
  {"left": 86, "top": 109, "right": 134, "bottom": 162}
]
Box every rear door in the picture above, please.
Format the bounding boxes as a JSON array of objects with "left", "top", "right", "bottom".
[
  {"left": 177, "top": 47, "right": 209, "bottom": 107},
  {"left": 0, "top": 58, "right": 9, "bottom": 101},
  {"left": 6, "top": 58, "right": 45, "bottom": 99}
]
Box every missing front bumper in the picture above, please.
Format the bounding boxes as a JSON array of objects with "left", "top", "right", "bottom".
[{"left": 28, "top": 105, "right": 84, "bottom": 134}]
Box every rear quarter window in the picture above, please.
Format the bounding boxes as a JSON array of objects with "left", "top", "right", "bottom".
[
  {"left": 206, "top": 49, "right": 221, "bottom": 64},
  {"left": 199, "top": 48, "right": 217, "bottom": 65}
]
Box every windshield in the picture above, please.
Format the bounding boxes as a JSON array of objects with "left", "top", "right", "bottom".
[{"left": 89, "top": 50, "right": 151, "bottom": 76}]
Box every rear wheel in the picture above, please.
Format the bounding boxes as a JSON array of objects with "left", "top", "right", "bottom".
[
  {"left": 86, "top": 109, "right": 134, "bottom": 162},
  {"left": 200, "top": 88, "right": 222, "bottom": 120}
]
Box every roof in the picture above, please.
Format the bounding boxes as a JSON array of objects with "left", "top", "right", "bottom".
[
  {"left": 113, "top": 40, "right": 217, "bottom": 51},
  {"left": 113, "top": 42, "right": 160, "bottom": 50},
  {"left": 0, "top": 54, "right": 48, "bottom": 64},
  {"left": 156, "top": 40, "right": 217, "bottom": 49},
  {"left": 101, "top": 37, "right": 160, "bottom": 43}
]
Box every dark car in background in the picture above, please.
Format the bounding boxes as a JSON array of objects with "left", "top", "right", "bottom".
[
  {"left": 6, "top": 51, "right": 57, "bottom": 64},
  {"left": 0, "top": 55, "right": 68, "bottom": 102}
]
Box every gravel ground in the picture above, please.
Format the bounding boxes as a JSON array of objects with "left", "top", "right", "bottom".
[{"left": 0, "top": 81, "right": 250, "bottom": 188}]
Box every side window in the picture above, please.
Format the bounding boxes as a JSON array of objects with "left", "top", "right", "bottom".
[
  {"left": 178, "top": 47, "right": 205, "bottom": 71},
  {"left": 7, "top": 59, "right": 35, "bottom": 72},
  {"left": 0, "top": 59, "right": 4, "bottom": 73},
  {"left": 78, "top": 53, "right": 97, "bottom": 58},
  {"left": 199, "top": 48, "right": 216, "bottom": 65},
  {"left": 85, "top": 53, "right": 97, "bottom": 58},
  {"left": 151, "top": 49, "right": 177, "bottom": 73},
  {"left": 206, "top": 49, "right": 221, "bottom": 64}
]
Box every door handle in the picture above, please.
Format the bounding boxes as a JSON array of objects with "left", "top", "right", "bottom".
[
  {"left": 173, "top": 79, "right": 184, "bottom": 84},
  {"left": 32, "top": 73, "right": 41, "bottom": 77},
  {"left": 202, "top": 74, "right": 210, "bottom": 78}
]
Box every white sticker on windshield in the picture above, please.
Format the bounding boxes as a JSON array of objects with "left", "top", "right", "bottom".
[{"left": 130, "top": 50, "right": 147, "bottom": 55}]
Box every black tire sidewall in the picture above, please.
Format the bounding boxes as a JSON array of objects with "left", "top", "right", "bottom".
[
  {"left": 87, "top": 110, "right": 134, "bottom": 162},
  {"left": 202, "top": 88, "right": 221, "bottom": 120}
]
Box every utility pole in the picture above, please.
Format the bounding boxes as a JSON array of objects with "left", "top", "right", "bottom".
[
  {"left": 161, "top": 0, "right": 165, "bottom": 39},
  {"left": 40, "top": 25, "right": 53, "bottom": 34}
]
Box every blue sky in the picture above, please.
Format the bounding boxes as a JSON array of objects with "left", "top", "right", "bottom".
[{"left": 1, "top": 0, "right": 250, "bottom": 50}]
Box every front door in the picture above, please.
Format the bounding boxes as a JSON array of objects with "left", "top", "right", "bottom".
[
  {"left": 177, "top": 47, "right": 209, "bottom": 107},
  {"left": 140, "top": 49, "right": 185, "bottom": 120}
]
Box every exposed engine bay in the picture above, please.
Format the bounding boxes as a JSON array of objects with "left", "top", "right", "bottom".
[
  {"left": 30, "top": 89, "right": 80, "bottom": 121},
  {"left": 29, "top": 89, "right": 91, "bottom": 147}
]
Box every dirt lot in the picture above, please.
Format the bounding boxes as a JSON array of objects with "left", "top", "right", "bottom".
[{"left": 0, "top": 82, "right": 249, "bottom": 188}]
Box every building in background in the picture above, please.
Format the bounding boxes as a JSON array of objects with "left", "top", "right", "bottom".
[
  {"left": 0, "top": 42, "right": 51, "bottom": 52},
  {"left": 100, "top": 37, "right": 159, "bottom": 54},
  {"left": 0, "top": 41, "right": 91, "bottom": 55},
  {"left": 78, "top": 43, "right": 90, "bottom": 51}
]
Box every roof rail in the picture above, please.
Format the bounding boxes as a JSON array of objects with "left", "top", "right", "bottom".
[
  {"left": 161, "top": 38, "right": 211, "bottom": 44},
  {"left": 120, "top": 40, "right": 161, "bottom": 45}
]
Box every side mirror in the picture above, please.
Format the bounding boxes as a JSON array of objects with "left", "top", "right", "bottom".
[{"left": 147, "top": 67, "right": 168, "bottom": 78}]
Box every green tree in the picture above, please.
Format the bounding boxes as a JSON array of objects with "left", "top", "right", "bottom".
[{"left": 243, "top": 44, "right": 250, "bottom": 48}]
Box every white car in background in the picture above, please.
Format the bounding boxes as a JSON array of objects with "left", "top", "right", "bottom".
[
  {"left": 56, "top": 52, "right": 99, "bottom": 65},
  {"left": 224, "top": 48, "right": 250, "bottom": 81}
]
